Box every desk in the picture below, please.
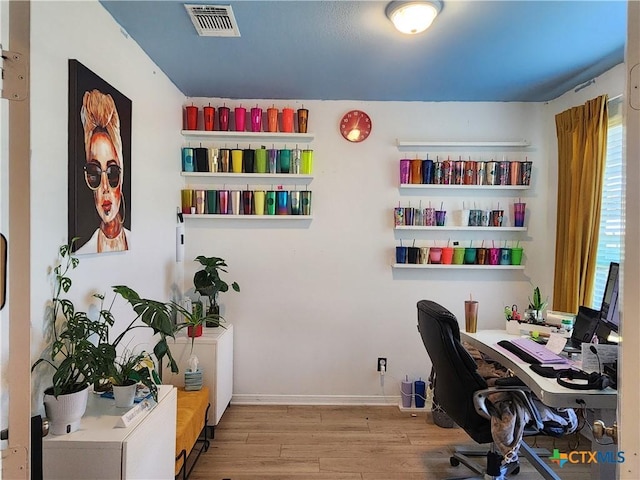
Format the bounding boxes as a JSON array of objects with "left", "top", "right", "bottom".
[
  {"left": 462, "top": 329, "right": 618, "bottom": 479},
  {"left": 461, "top": 330, "right": 617, "bottom": 409}
]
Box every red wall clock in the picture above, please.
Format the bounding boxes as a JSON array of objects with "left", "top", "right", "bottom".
[{"left": 340, "top": 110, "right": 372, "bottom": 143}]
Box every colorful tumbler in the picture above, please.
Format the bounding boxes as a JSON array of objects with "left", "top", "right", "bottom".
[
  {"left": 234, "top": 106, "right": 246, "bottom": 131},
  {"left": 203, "top": 105, "right": 215, "bottom": 131}
]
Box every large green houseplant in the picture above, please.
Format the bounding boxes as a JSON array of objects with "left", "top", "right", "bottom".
[
  {"left": 193, "top": 255, "right": 240, "bottom": 326},
  {"left": 32, "top": 240, "right": 182, "bottom": 433},
  {"left": 31, "top": 241, "right": 111, "bottom": 398},
  {"left": 31, "top": 240, "right": 114, "bottom": 434}
]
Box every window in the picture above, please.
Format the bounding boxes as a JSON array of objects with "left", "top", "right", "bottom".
[{"left": 592, "top": 97, "right": 623, "bottom": 309}]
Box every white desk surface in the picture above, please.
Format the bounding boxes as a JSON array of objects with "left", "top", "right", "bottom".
[{"left": 461, "top": 329, "right": 617, "bottom": 410}]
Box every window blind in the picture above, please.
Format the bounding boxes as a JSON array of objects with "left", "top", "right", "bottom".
[{"left": 592, "top": 97, "right": 623, "bottom": 308}]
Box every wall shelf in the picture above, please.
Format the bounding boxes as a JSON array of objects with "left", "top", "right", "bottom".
[
  {"left": 396, "top": 139, "right": 530, "bottom": 150},
  {"left": 392, "top": 264, "right": 525, "bottom": 270},
  {"left": 181, "top": 130, "right": 314, "bottom": 143},
  {"left": 399, "top": 184, "right": 530, "bottom": 191},
  {"left": 181, "top": 172, "right": 313, "bottom": 182},
  {"left": 394, "top": 226, "right": 527, "bottom": 232},
  {"left": 183, "top": 214, "right": 313, "bottom": 220}
]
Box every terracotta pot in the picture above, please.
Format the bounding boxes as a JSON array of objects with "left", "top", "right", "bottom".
[{"left": 187, "top": 324, "right": 203, "bottom": 337}]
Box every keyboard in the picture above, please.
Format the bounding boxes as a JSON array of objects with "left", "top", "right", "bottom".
[{"left": 497, "top": 338, "right": 569, "bottom": 364}]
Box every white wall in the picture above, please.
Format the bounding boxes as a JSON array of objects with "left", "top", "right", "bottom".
[
  {"left": 29, "top": 1, "right": 184, "bottom": 414},
  {"left": 183, "top": 98, "right": 549, "bottom": 403}
]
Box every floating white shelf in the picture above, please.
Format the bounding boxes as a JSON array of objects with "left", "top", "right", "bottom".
[
  {"left": 181, "top": 172, "right": 313, "bottom": 182},
  {"left": 181, "top": 130, "right": 314, "bottom": 143},
  {"left": 399, "top": 184, "right": 530, "bottom": 191},
  {"left": 396, "top": 139, "right": 531, "bottom": 150},
  {"left": 183, "top": 214, "right": 313, "bottom": 220},
  {"left": 394, "top": 226, "right": 527, "bottom": 232},
  {"left": 392, "top": 263, "right": 525, "bottom": 270}
]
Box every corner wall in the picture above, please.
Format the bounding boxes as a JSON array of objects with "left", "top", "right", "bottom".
[{"left": 29, "top": 0, "right": 184, "bottom": 414}]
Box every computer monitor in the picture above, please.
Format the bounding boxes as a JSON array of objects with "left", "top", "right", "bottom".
[{"left": 599, "top": 261, "right": 620, "bottom": 333}]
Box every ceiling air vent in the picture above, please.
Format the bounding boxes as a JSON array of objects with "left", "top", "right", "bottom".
[{"left": 184, "top": 4, "right": 241, "bottom": 37}]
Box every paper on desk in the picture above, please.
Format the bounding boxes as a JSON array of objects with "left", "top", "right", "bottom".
[
  {"left": 545, "top": 333, "right": 568, "bottom": 354},
  {"left": 581, "top": 344, "right": 619, "bottom": 373}
]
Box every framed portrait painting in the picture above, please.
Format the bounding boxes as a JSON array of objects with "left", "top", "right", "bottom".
[{"left": 68, "top": 59, "right": 132, "bottom": 254}]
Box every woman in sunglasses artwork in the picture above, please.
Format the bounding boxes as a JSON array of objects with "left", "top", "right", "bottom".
[{"left": 75, "top": 90, "right": 130, "bottom": 253}]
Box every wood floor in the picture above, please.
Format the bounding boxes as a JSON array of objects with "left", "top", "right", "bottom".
[{"left": 190, "top": 404, "right": 592, "bottom": 480}]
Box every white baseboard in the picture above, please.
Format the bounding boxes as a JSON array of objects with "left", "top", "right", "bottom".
[{"left": 231, "top": 394, "right": 402, "bottom": 406}]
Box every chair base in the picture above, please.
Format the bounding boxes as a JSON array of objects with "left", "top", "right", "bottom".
[{"left": 446, "top": 442, "right": 556, "bottom": 480}]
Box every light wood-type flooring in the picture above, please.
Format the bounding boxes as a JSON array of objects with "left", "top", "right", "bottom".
[{"left": 190, "top": 404, "right": 594, "bottom": 480}]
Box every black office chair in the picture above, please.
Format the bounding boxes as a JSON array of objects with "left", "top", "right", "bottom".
[{"left": 417, "top": 299, "right": 561, "bottom": 480}]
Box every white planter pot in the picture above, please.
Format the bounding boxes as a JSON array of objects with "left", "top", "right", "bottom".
[
  {"left": 43, "top": 385, "right": 89, "bottom": 435},
  {"left": 113, "top": 382, "right": 137, "bottom": 408}
]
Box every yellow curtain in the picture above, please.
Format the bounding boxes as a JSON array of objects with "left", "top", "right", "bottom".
[{"left": 553, "top": 95, "right": 608, "bottom": 313}]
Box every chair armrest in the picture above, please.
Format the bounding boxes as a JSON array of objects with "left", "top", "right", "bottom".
[{"left": 473, "top": 386, "right": 544, "bottom": 431}]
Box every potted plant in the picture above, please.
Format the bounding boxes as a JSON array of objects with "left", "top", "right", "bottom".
[
  {"left": 31, "top": 240, "right": 113, "bottom": 435},
  {"left": 193, "top": 255, "right": 240, "bottom": 326},
  {"left": 32, "top": 241, "right": 183, "bottom": 433},
  {"left": 107, "top": 285, "right": 180, "bottom": 386},
  {"left": 172, "top": 299, "right": 224, "bottom": 351},
  {"left": 108, "top": 350, "right": 159, "bottom": 408},
  {"left": 526, "top": 286, "right": 548, "bottom": 324}
]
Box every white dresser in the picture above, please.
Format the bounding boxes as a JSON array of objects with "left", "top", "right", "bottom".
[
  {"left": 43, "top": 384, "right": 177, "bottom": 480},
  {"left": 164, "top": 323, "right": 233, "bottom": 426}
]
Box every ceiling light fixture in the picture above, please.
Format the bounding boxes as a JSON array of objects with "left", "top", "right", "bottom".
[{"left": 386, "top": 1, "right": 442, "bottom": 35}]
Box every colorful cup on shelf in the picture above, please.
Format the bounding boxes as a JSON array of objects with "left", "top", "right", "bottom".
[
  {"left": 424, "top": 208, "right": 436, "bottom": 226},
  {"left": 464, "top": 247, "right": 477, "bottom": 264},
  {"left": 500, "top": 248, "right": 512, "bottom": 265},
  {"left": 429, "top": 247, "right": 442, "bottom": 264},
  {"left": 396, "top": 246, "right": 408, "bottom": 264},
  {"left": 490, "top": 210, "right": 504, "bottom": 227},
  {"left": 451, "top": 247, "right": 464, "bottom": 265},
  {"left": 442, "top": 247, "right": 454, "bottom": 265},
  {"left": 476, "top": 248, "right": 488, "bottom": 265},
  {"left": 408, "top": 247, "right": 420, "bottom": 264},
  {"left": 394, "top": 208, "right": 404, "bottom": 226},
  {"left": 488, "top": 247, "right": 500, "bottom": 265},
  {"left": 514, "top": 202, "right": 526, "bottom": 227},
  {"left": 419, "top": 247, "right": 430, "bottom": 264},
  {"left": 185, "top": 105, "right": 198, "bottom": 130},
  {"left": 400, "top": 159, "right": 411, "bottom": 184},
  {"left": 511, "top": 247, "right": 524, "bottom": 265}
]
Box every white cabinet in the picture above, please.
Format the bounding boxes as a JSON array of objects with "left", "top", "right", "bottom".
[
  {"left": 164, "top": 324, "right": 233, "bottom": 426},
  {"left": 43, "top": 385, "right": 177, "bottom": 480}
]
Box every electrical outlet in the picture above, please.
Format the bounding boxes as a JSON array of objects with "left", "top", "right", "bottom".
[{"left": 377, "top": 357, "right": 387, "bottom": 372}]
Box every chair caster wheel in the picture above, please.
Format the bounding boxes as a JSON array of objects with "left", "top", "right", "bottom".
[
  {"left": 449, "top": 457, "right": 460, "bottom": 467},
  {"left": 511, "top": 465, "right": 520, "bottom": 475}
]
